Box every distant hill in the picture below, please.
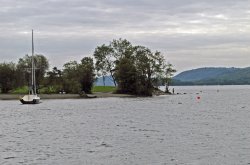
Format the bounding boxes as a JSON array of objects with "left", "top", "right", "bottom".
[
  {"left": 95, "top": 76, "right": 115, "bottom": 86},
  {"left": 172, "top": 67, "right": 250, "bottom": 85},
  {"left": 174, "top": 67, "right": 239, "bottom": 82}
]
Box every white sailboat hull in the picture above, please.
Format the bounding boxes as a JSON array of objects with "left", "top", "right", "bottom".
[{"left": 20, "top": 95, "right": 40, "bottom": 104}]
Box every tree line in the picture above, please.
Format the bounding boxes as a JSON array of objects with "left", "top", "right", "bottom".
[{"left": 0, "top": 39, "right": 176, "bottom": 96}]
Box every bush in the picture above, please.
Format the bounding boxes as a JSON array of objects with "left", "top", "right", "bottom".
[
  {"left": 11, "top": 86, "right": 29, "bottom": 94},
  {"left": 39, "top": 86, "right": 60, "bottom": 94}
]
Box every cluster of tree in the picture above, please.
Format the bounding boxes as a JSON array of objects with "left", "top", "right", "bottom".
[
  {"left": 60, "top": 57, "right": 95, "bottom": 94},
  {"left": 94, "top": 39, "right": 176, "bottom": 96},
  {"left": 0, "top": 55, "right": 95, "bottom": 94},
  {"left": 0, "top": 55, "right": 49, "bottom": 93},
  {"left": 0, "top": 39, "right": 175, "bottom": 96}
]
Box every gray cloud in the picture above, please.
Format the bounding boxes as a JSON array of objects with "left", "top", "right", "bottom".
[{"left": 0, "top": 0, "right": 250, "bottom": 72}]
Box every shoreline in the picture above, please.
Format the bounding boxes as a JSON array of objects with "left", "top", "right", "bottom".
[{"left": 0, "top": 92, "right": 135, "bottom": 100}]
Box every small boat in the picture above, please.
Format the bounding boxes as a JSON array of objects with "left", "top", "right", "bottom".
[
  {"left": 20, "top": 94, "right": 40, "bottom": 104},
  {"left": 20, "top": 30, "right": 40, "bottom": 104}
]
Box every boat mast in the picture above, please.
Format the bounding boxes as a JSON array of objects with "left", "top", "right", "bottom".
[{"left": 31, "top": 29, "right": 36, "bottom": 95}]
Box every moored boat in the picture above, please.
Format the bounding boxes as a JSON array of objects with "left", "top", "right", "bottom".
[
  {"left": 20, "top": 95, "right": 40, "bottom": 104},
  {"left": 20, "top": 30, "right": 40, "bottom": 104}
]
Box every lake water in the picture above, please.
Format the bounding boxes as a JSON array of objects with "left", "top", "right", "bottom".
[{"left": 1, "top": 85, "right": 250, "bottom": 165}]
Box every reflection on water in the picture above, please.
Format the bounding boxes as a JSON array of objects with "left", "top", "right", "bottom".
[{"left": 1, "top": 85, "right": 250, "bottom": 164}]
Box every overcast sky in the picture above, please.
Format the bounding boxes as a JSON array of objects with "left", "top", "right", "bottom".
[{"left": 1, "top": 0, "right": 250, "bottom": 73}]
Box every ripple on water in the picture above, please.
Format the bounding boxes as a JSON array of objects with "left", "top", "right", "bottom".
[{"left": 1, "top": 86, "right": 250, "bottom": 164}]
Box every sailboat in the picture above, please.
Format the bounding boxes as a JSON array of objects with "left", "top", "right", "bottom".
[{"left": 20, "top": 30, "right": 40, "bottom": 104}]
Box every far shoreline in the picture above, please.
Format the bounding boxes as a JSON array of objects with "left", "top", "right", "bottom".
[
  {"left": 0, "top": 92, "right": 136, "bottom": 100},
  {"left": 0, "top": 91, "right": 171, "bottom": 100}
]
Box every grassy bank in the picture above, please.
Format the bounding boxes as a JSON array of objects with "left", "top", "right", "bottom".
[
  {"left": 92, "top": 86, "right": 116, "bottom": 93},
  {"left": 6, "top": 85, "right": 116, "bottom": 95}
]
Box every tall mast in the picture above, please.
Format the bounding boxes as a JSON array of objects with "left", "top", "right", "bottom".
[{"left": 31, "top": 29, "right": 36, "bottom": 95}]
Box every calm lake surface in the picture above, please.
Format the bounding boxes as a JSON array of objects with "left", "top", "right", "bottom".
[{"left": 1, "top": 85, "right": 250, "bottom": 165}]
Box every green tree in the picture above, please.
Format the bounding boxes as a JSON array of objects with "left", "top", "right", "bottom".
[
  {"left": 46, "top": 67, "right": 62, "bottom": 84},
  {"left": 94, "top": 44, "right": 116, "bottom": 86},
  {"left": 115, "top": 57, "right": 137, "bottom": 94},
  {"left": 62, "top": 57, "right": 95, "bottom": 94},
  {"left": 94, "top": 39, "right": 134, "bottom": 86},
  {"left": 110, "top": 38, "right": 134, "bottom": 59},
  {"left": 164, "top": 63, "right": 176, "bottom": 93},
  {"left": 94, "top": 38, "right": 174, "bottom": 96},
  {"left": 0, "top": 62, "right": 16, "bottom": 93},
  {"left": 79, "top": 57, "right": 95, "bottom": 93},
  {"left": 44, "top": 67, "right": 63, "bottom": 93},
  {"left": 132, "top": 46, "right": 166, "bottom": 95},
  {"left": 17, "top": 54, "right": 49, "bottom": 87},
  {"left": 62, "top": 61, "right": 80, "bottom": 93}
]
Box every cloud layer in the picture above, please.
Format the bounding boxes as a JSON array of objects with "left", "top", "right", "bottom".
[{"left": 0, "top": 0, "right": 250, "bottom": 72}]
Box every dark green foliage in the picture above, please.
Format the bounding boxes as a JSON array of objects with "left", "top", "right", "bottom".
[
  {"left": 111, "top": 38, "right": 134, "bottom": 59},
  {"left": 0, "top": 55, "right": 49, "bottom": 93},
  {"left": 115, "top": 57, "right": 137, "bottom": 94},
  {"left": 44, "top": 67, "right": 63, "bottom": 93},
  {"left": 132, "top": 46, "right": 155, "bottom": 96},
  {"left": 79, "top": 57, "right": 96, "bottom": 93},
  {"left": 0, "top": 62, "right": 16, "bottom": 93},
  {"left": 62, "top": 61, "right": 81, "bottom": 93},
  {"left": 95, "top": 39, "right": 172, "bottom": 96},
  {"left": 62, "top": 57, "right": 95, "bottom": 94},
  {"left": 16, "top": 54, "right": 49, "bottom": 87},
  {"left": 94, "top": 39, "right": 135, "bottom": 87},
  {"left": 46, "top": 67, "right": 62, "bottom": 85}
]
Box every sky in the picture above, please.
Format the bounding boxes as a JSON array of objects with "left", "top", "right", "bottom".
[{"left": 0, "top": 0, "right": 250, "bottom": 73}]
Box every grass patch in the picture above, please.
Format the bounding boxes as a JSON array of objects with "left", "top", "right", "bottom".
[
  {"left": 11, "top": 86, "right": 29, "bottom": 94},
  {"left": 92, "top": 86, "right": 116, "bottom": 93},
  {"left": 39, "top": 86, "right": 58, "bottom": 94}
]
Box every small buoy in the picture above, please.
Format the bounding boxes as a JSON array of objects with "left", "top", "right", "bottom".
[{"left": 197, "top": 96, "right": 201, "bottom": 100}]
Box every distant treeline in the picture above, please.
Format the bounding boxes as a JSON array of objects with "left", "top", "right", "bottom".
[{"left": 0, "top": 39, "right": 175, "bottom": 96}]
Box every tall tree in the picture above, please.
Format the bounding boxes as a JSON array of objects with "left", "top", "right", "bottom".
[
  {"left": 94, "top": 39, "right": 134, "bottom": 86},
  {"left": 164, "top": 63, "right": 176, "bottom": 93},
  {"left": 133, "top": 46, "right": 155, "bottom": 95},
  {"left": 94, "top": 44, "right": 116, "bottom": 86},
  {"left": 62, "top": 57, "right": 95, "bottom": 94},
  {"left": 115, "top": 57, "right": 137, "bottom": 94},
  {"left": 79, "top": 57, "right": 95, "bottom": 93},
  {"left": 62, "top": 61, "right": 80, "bottom": 93}
]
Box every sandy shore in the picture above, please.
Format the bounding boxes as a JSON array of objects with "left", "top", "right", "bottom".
[{"left": 0, "top": 92, "right": 134, "bottom": 100}]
